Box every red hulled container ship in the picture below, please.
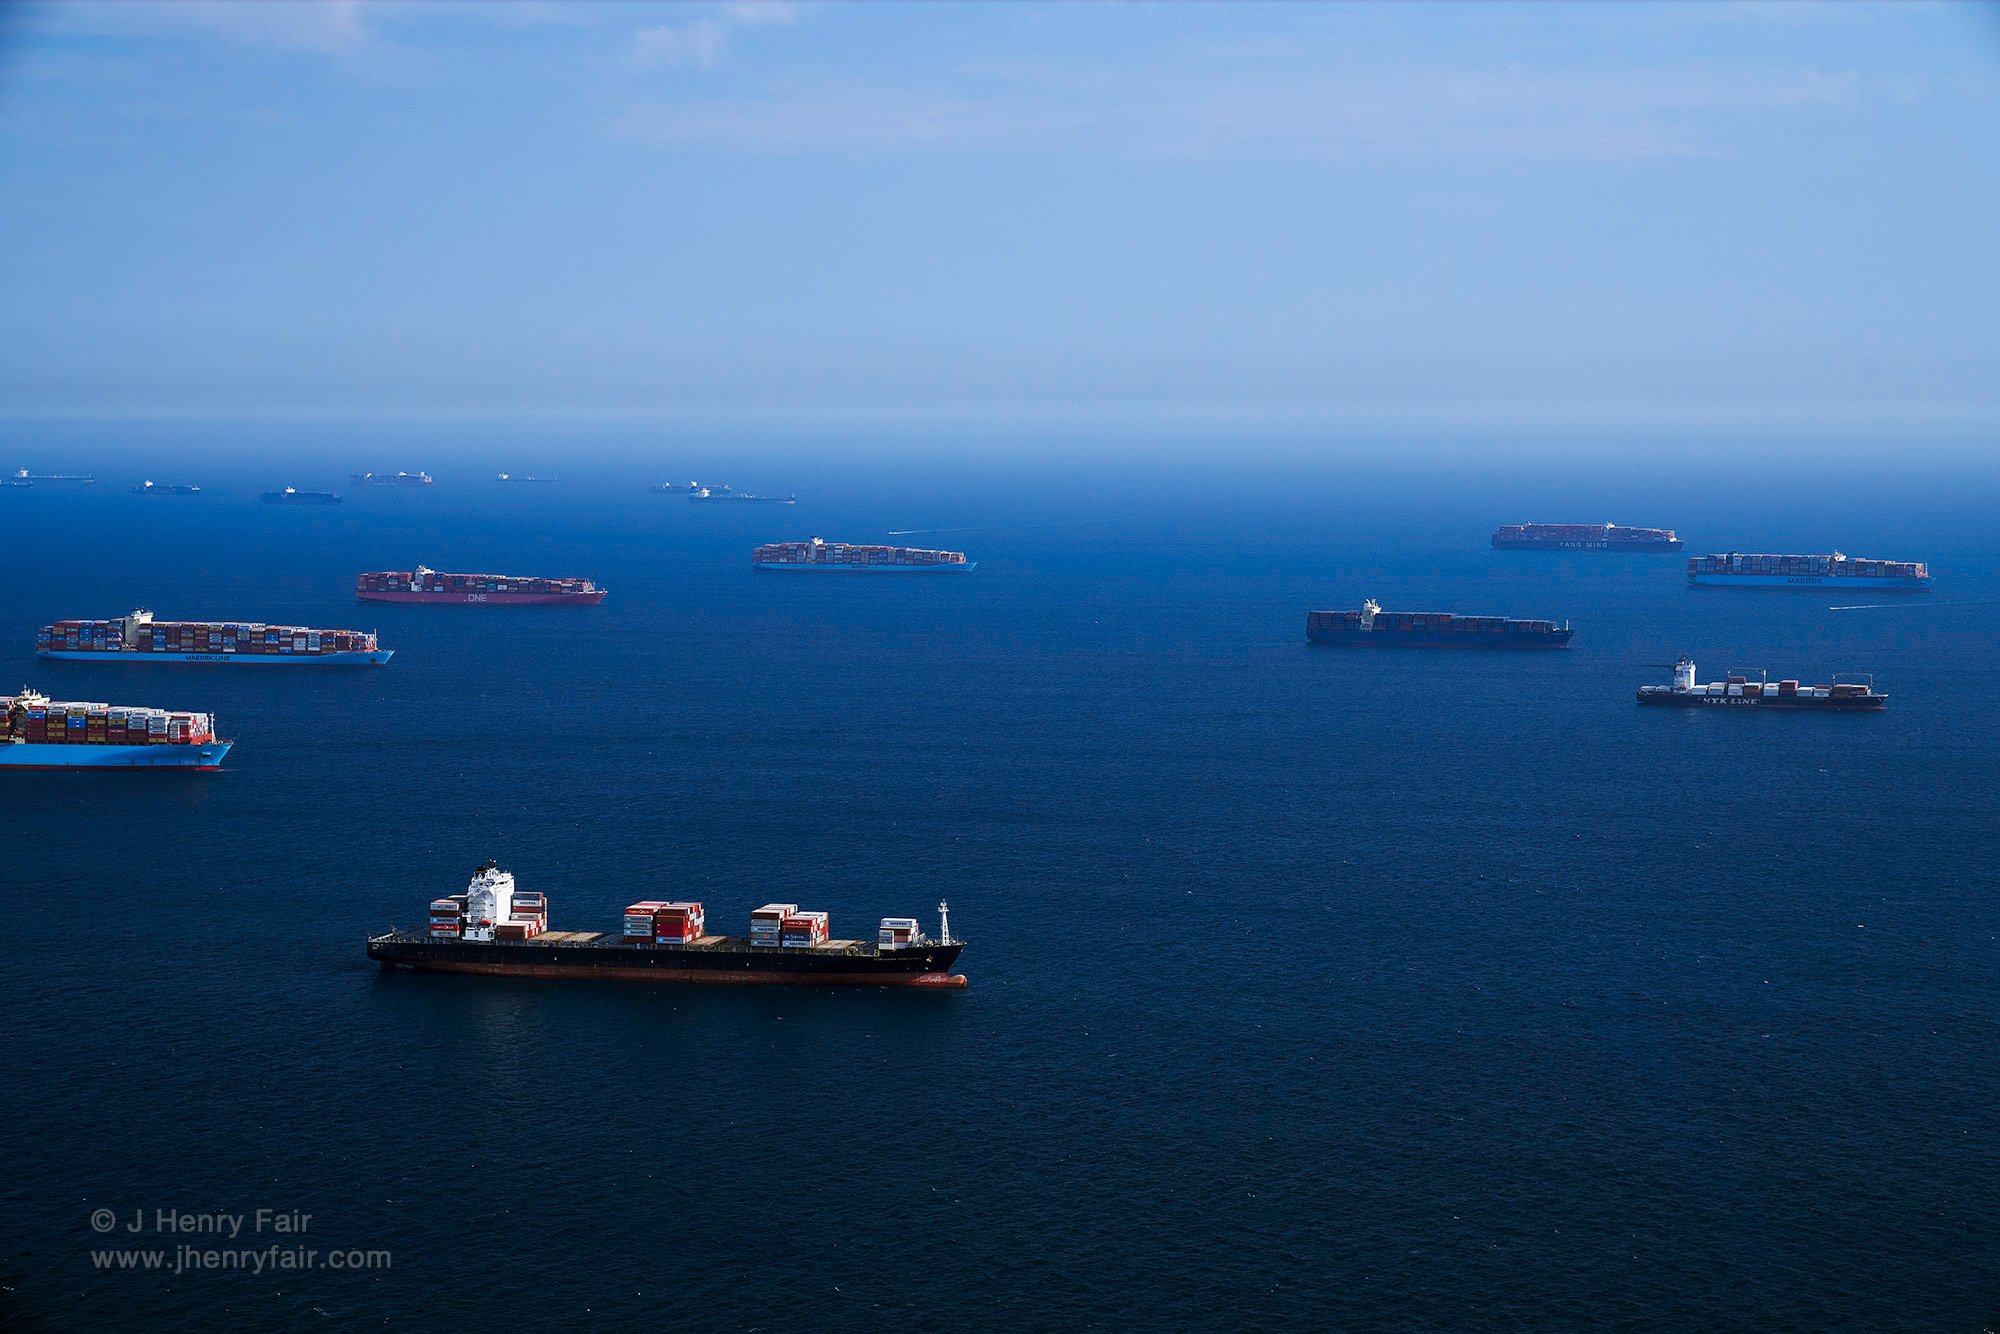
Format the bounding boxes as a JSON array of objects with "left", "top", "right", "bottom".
[{"left": 356, "top": 566, "right": 607, "bottom": 605}]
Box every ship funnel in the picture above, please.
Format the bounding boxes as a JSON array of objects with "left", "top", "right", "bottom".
[{"left": 1673, "top": 657, "right": 1696, "bottom": 690}]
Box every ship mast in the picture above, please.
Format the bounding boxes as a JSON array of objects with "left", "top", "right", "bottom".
[{"left": 938, "top": 900, "right": 953, "bottom": 946}]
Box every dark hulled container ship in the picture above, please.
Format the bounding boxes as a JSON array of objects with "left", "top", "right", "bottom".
[
  {"left": 368, "top": 863, "right": 966, "bottom": 988},
  {"left": 1685, "top": 551, "right": 1930, "bottom": 589},
  {"left": 262, "top": 487, "right": 340, "bottom": 505},
  {"left": 38, "top": 610, "right": 391, "bottom": 665},
  {"left": 753, "top": 537, "right": 972, "bottom": 572},
  {"left": 356, "top": 566, "right": 606, "bottom": 605},
  {"left": 1307, "top": 600, "right": 1573, "bottom": 648},
  {"left": 1492, "top": 522, "right": 1681, "bottom": 551},
  {"left": 1637, "top": 658, "right": 1885, "bottom": 709}
]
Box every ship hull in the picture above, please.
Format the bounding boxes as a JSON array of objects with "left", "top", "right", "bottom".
[
  {"left": 356, "top": 591, "right": 606, "bottom": 605},
  {"left": 39, "top": 649, "right": 392, "bottom": 666},
  {"left": 0, "top": 740, "right": 232, "bottom": 770},
  {"left": 1495, "top": 539, "right": 1683, "bottom": 551},
  {"left": 1309, "top": 628, "right": 1573, "bottom": 648},
  {"left": 1688, "top": 574, "right": 1931, "bottom": 589},
  {"left": 753, "top": 563, "right": 975, "bottom": 574},
  {"left": 1636, "top": 692, "right": 1884, "bottom": 710},
  {"left": 368, "top": 934, "right": 966, "bottom": 987}
]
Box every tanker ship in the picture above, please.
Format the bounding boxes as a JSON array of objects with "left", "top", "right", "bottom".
[
  {"left": 1637, "top": 658, "right": 1885, "bottom": 709},
  {"left": 369, "top": 862, "right": 967, "bottom": 988},
  {"left": 1, "top": 689, "right": 231, "bottom": 770},
  {"left": 753, "top": 537, "right": 973, "bottom": 572},
  {"left": 1686, "top": 552, "right": 1930, "bottom": 589},
  {"left": 131, "top": 481, "right": 201, "bottom": 496},
  {"left": 353, "top": 470, "right": 433, "bottom": 486},
  {"left": 1493, "top": 522, "right": 1681, "bottom": 551},
  {"left": 356, "top": 566, "right": 607, "bottom": 605},
  {"left": 1307, "top": 599, "right": 1572, "bottom": 648},
  {"left": 38, "top": 610, "right": 391, "bottom": 665}
]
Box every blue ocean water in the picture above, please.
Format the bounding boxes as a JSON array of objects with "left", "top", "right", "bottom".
[{"left": 1, "top": 419, "right": 1996, "bottom": 1331}]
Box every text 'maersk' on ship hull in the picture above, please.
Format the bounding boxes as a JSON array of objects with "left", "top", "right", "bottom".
[
  {"left": 1685, "top": 552, "right": 1930, "bottom": 589},
  {"left": 355, "top": 566, "right": 608, "bottom": 605},
  {"left": 37, "top": 610, "right": 392, "bottom": 666},
  {"left": 752, "top": 536, "right": 973, "bottom": 572},
  {"left": 2, "top": 688, "right": 231, "bottom": 770},
  {"left": 369, "top": 863, "right": 967, "bottom": 988},
  {"left": 1307, "top": 599, "right": 1573, "bottom": 648},
  {"left": 1492, "top": 522, "right": 1683, "bottom": 551},
  {"left": 1637, "top": 658, "right": 1885, "bottom": 709}
]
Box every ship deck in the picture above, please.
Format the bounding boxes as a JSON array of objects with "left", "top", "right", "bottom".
[{"left": 376, "top": 930, "right": 901, "bottom": 957}]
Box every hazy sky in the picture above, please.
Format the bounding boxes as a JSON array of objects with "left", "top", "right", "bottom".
[{"left": 2, "top": 1, "right": 1996, "bottom": 418}]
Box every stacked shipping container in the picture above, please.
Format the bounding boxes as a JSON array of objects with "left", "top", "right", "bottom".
[
  {"left": 1, "top": 695, "right": 212, "bottom": 746},
  {"left": 750, "top": 904, "right": 797, "bottom": 948},
  {"left": 781, "top": 912, "right": 830, "bottom": 949}
]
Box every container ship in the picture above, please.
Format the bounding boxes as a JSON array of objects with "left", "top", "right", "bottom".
[
  {"left": 131, "top": 481, "right": 201, "bottom": 496},
  {"left": 753, "top": 537, "right": 973, "bottom": 572},
  {"left": 38, "top": 610, "right": 391, "bottom": 665},
  {"left": 262, "top": 487, "right": 340, "bottom": 505},
  {"left": 1307, "top": 599, "right": 1572, "bottom": 648},
  {"left": 1, "top": 688, "right": 230, "bottom": 770},
  {"left": 496, "top": 473, "right": 557, "bottom": 483},
  {"left": 1686, "top": 551, "right": 1930, "bottom": 589},
  {"left": 353, "top": 470, "right": 433, "bottom": 486},
  {"left": 689, "top": 483, "right": 795, "bottom": 504},
  {"left": 356, "top": 566, "right": 607, "bottom": 605},
  {"left": 368, "top": 862, "right": 967, "bottom": 988},
  {"left": 1492, "top": 522, "right": 1681, "bottom": 551},
  {"left": 1637, "top": 658, "right": 1884, "bottom": 709}
]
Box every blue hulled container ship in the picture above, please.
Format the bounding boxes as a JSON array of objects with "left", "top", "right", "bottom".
[
  {"left": 1, "top": 688, "right": 231, "bottom": 770},
  {"left": 1686, "top": 552, "right": 1930, "bottom": 589},
  {"left": 1308, "top": 600, "right": 1573, "bottom": 648}
]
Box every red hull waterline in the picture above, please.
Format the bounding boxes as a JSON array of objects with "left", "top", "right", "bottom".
[
  {"left": 1, "top": 762, "right": 226, "bottom": 772},
  {"left": 356, "top": 591, "right": 607, "bottom": 606},
  {"left": 380, "top": 959, "right": 968, "bottom": 987}
]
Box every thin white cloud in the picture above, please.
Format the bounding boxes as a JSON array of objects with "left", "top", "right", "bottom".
[
  {"left": 632, "top": 19, "right": 729, "bottom": 70},
  {"left": 629, "top": 1, "right": 800, "bottom": 71},
  {"left": 618, "top": 63, "right": 1863, "bottom": 163}
]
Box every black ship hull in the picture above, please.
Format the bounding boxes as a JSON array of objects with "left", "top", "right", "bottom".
[
  {"left": 1308, "top": 627, "right": 1573, "bottom": 648},
  {"left": 1493, "top": 538, "right": 1682, "bottom": 551},
  {"left": 1636, "top": 691, "right": 1884, "bottom": 710},
  {"left": 368, "top": 932, "right": 966, "bottom": 987}
]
